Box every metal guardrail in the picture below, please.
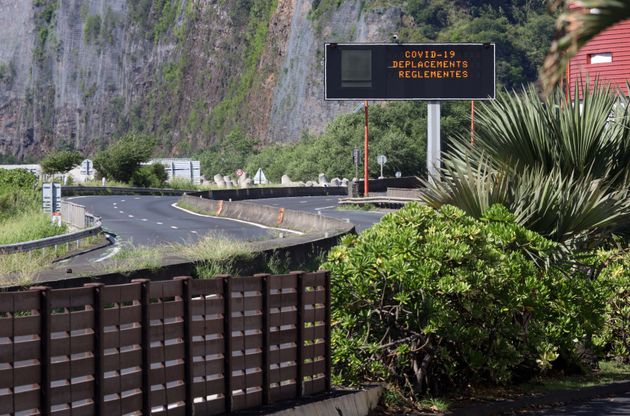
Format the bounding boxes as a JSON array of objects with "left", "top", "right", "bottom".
[
  {"left": 0, "top": 200, "right": 103, "bottom": 255},
  {"left": 338, "top": 196, "right": 422, "bottom": 206},
  {"left": 0, "top": 222, "right": 102, "bottom": 254}
]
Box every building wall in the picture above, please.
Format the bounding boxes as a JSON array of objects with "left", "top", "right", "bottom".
[{"left": 569, "top": 15, "right": 630, "bottom": 97}]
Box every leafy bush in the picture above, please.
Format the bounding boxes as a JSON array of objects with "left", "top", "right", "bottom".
[
  {"left": 323, "top": 203, "right": 604, "bottom": 400},
  {"left": 40, "top": 150, "right": 83, "bottom": 174},
  {"left": 93, "top": 133, "right": 155, "bottom": 183},
  {"left": 592, "top": 248, "right": 630, "bottom": 363},
  {"left": 0, "top": 168, "right": 37, "bottom": 189},
  {"left": 130, "top": 163, "right": 168, "bottom": 188},
  {"left": 0, "top": 169, "right": 39, "bottom": 221}
]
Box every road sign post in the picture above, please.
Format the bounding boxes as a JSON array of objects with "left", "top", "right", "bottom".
[
  {"left": 352, "top": 147, "right": 360, "bottom": 179},
  {"left": 427, "top": 102, "right": 441, "bottom": 178},
  {"left": 42, "top": 183, "right": 61, "bottom": 214},
  {"left": 377, "top": 154, "right": 387, "bottom": 179}
]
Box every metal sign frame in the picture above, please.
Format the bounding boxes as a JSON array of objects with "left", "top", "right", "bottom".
[{"left": 325, "top": 42, "right": 496, "bottom": 101}]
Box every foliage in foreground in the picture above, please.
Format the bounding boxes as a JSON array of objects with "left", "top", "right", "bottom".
[
  {"left": 324, "top": 203, "right": 605, "bottom": 400},
  {"left": 591, "top": 247, "right": 630, "bottom": 363},
  {"left": 424, "top": 85, "right": 630, "bottom": 247}
]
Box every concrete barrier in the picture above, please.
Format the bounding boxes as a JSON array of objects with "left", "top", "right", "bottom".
[
  {"left": 261, "top": 385, "right": 383, "bottom": 416},
  {"left": 179, "top": 195, "right": 352, "bottom": 234}
]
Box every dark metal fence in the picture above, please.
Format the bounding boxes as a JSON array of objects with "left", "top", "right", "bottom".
[{"left": 0, "top": 271, "right": 331, "bottom": 415}]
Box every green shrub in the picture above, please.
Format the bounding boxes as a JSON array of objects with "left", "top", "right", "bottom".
[
  {"left": 0, "top": 168, "right": 37, "bottom": 189},
  {"left": 40, "top": 150, "right": 83, "bottom": 174},
  {"left": 0, "top": 169, "right": 39, "bottom": 221},
  {"left": 130, "top": 163, "right": 168, "bottom": 188},
  {"left": 93, "top": 133, "right": 155, "bottom": 183},
  {"left": 323, "top": 203, "right": 604, "bottom": 399},
  {"left": 592, "top": 248, "right": 630, "bottom": 363}
]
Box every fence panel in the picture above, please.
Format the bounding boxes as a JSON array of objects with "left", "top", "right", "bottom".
[
  {"left": 0, "top": 272, "right": 331, "bottom": 415},
  {"left": 0, "top": 291, "right": 43, "bottom": 415},
  {"left": 190, "top": 278, "right": 226, "bottom": 415},
  {"left": 101, "top": 283, "right": 144, "bottom": 415}
]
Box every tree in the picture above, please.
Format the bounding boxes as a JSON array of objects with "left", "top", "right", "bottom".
[
  {"left": 542, "top": 0, "right": 630, "bottom": 94},
  {"left": 40, "top": 150, "right": 83, "bottom": 174},
  {"left": 199, "top": 128, "right": 259, "bottom": 178},
  {"left": 93, "top": 134, "right": 155, "bottom": 183}
]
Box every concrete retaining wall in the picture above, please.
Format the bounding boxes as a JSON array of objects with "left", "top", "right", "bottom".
[
  {"left": 386, "top": 187, "right": 424, "bottom": 199},
  {"left": 62, "top": 185, "right": 347, "bottom": 200},
  {"left": 353, "top": 176, "right": 423, "bottom": 196}
]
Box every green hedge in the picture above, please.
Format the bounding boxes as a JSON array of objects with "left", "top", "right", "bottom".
[{"left": 323, "top": 203, "right": 605, "bottom": 398}]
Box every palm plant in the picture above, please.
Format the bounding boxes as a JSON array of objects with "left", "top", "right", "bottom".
[
  {"left": 423, "top": 84, "right": 630, "bottom": 248},
  {"left": 542, "top": 0, "right": 630, "bottom": 94}
]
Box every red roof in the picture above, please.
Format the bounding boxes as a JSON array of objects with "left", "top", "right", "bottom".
[{"left": 568, "top": 15, "right": 630, "bottom": 97}]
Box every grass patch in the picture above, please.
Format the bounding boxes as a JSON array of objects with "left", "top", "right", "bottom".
[
  {"left": 98, "top": 233, "right": 252, "bottom": 276},
  {"left": 0, "top": 234, "right": 104, "bottom": 285},
  {"left": 96, "top": 243, "right": 164, "bottom": 275},
  {"left": 0, "top": 209, "right": 67, "bottom": 245}
]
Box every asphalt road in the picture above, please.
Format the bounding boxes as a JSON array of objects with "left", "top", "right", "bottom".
[
  {"left": 69, "top": 195, "right": 275, "bottom": 246},
  {"left": 523, "top": 392, "right": 630, "bottom": 415},
  {"left": 251, "top": 195, "right": 388, "bottom": 232}
]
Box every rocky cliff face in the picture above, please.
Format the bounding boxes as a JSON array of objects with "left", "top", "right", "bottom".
[{"left": 0, "top": 0, "right": 401, "bottom": 158}]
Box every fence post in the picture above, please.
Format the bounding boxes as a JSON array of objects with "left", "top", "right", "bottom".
[
  {"left": 291, "top": 271, "right": 305, "bottom": 399},
  {"left": 174, "top": 276, "right": 194, "bottom": 415},
  {"left": 221, "top": 275, "right": 233, "bottom": 414},
  {"left": 324, "top": 271, "right": 332, "bottom": 392},
  {"left": 255, "top": 273, "right": 271, "bottom": 405},
  {"left": 31, "top": 286, "right": 51, "bottom": 415},
  {"left": 132, "top": 279, "right": 152, "bottom": 416},
  {"left": 85, "top": 283, "right": 105, "bottom": 416}
]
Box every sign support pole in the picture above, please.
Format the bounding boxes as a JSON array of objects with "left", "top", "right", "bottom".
[
  {"left": 364, "top": 100, "right": 369, "bottom": 197},
  {"left": 427, "top": 101, "right": 441, "bottom": 178}
]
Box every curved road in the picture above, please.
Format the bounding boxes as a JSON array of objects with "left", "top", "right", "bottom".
[
  {"left": 251, "top": 195, "right": 387, "bottom": 232},
  {"left": 69, "top": 195, "right": 275, "bottom": 246}
]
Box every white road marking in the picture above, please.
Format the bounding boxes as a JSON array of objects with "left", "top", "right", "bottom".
[
  {"left": 121, "top": 199, "right": 126, "bottom": 202},
  {"left": 299, "top": 200, "right": 308, "bottom": 204},
  {"left": 314, "top": 206, "right": 336, "bottom": 211},
  {"left": 94, "top": 245, "right": 121, "bottom": 263},
  {"left": 171, "top": 203, "right": 303, "bottom": 235},
  {"left": 128, "top": 215, "right": 134, "bottom": 218},
  {"left": 157, "top": 222, "right": 163, "bottom": 225},
  {"left": 134, "top": 197, "right": 140, "bottom": 200},
  {"left": 191, "top": 230, "right": 198, "bottom": 234},
  {"left": 141, "top": 219, "right": 148, "bottom": 222},
  {"left": 119, "top": 210, "right": 124, "bottom": 214},
  {"left": 171, "top": 226, "right": 178, "bottom": 229}
]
